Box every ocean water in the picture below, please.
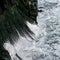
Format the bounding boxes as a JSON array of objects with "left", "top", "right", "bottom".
[{"left": 37, "top": 0, "right": 60, "bottom": 60}]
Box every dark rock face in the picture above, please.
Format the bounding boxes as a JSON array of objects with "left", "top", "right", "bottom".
[
  {"left": 22, "top": 0, "right": 37, "bottom": 20},
  {"left": 0, "top": 0, "right": 37, "bottom": 22},
  {"left": 0, "top": 0, "right": 37, "bottom": 60}
]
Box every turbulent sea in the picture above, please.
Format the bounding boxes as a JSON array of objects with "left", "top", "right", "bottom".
[
  {"left": 37, "top": 0, "right": 60, "bottom": 60},
  {"left": 17, "top": 0, "right": 60, "bottom": 60}
]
